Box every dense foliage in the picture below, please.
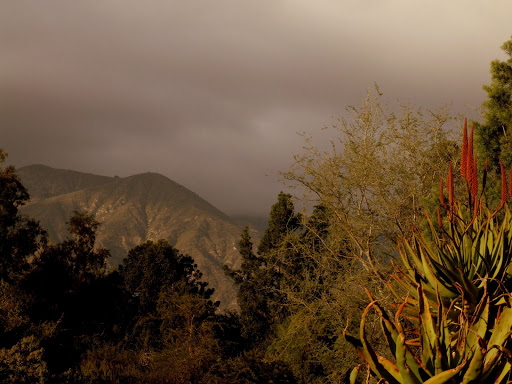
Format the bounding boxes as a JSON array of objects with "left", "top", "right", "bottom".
[{"left": 0, "top": 150, "right": 295, "bottom": 383}]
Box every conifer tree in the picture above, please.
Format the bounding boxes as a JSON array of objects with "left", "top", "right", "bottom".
[
  {"left": 474, "top": 35, "right": 512, "bottom": 206},
  {"left": 258, "top": 192, "right": 300, "bottom": 256},
  {"left": 224, "top": 227, "right": 270, "bottom": 345},
  {"left": 476, "top": 35, "right": 512, "bottom": 167}
]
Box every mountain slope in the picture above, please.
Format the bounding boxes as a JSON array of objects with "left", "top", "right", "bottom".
[
  {"left": 18, "top": 166, "right": 243, "bottom": 310},
  {"left": 18, "top": 164, "right": 114, "bottom": 202}
]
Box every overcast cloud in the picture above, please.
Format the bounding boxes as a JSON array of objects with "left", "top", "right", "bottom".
[{"left": 1, "top": 1, "right": 511, "bottom": 215}]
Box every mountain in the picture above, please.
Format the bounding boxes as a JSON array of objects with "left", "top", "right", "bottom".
[{"left": 18, "top": 165, "right": 246, "bottom": 310}]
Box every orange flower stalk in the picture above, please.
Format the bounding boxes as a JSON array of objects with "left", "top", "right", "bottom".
[
  {"left": 466, "top": 124, "right": 474, "bottom": 183},
  {"left": 461, "top": 118, "right": 468, "bottom": 177}
]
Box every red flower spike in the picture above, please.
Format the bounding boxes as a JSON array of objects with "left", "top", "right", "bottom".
[
  {"left": 437, "top": 208, "right": 444, "bottom": 229},
  {"left": 498, "top": 160, "right": 507, "bottom": 211},
  {"left": 461, "top": 118, "right": 468, "bottom": 178},
  {"left": 440, "top": 179, "right": 447, "bottom": 209},
  {"left": 471, "top": 154, "right": 478, "bottom": 198},
  {"left": 466, "top": 124, "right": 474, "bottom": 182}
]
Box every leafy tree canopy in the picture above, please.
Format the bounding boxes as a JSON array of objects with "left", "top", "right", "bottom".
[{"left": 120, "top": 239, "right": 215, "bottom": 312}]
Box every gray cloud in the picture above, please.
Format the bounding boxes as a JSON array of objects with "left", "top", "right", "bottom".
[{"left": 1, "top": 0, "right": 511, "bottom": 215}]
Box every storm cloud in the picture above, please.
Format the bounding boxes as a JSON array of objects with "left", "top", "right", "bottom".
[{"left": 1, "top": 1, "right": 511, "bottom": 215}]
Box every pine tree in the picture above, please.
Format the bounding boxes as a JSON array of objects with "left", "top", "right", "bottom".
[
  {"left": 224, "top": 227, "right": 270, "bottom": 345},
  {"left": 474, "top": 36, "right": 512, "bottom": 206},
  {"left": 225, "top": 193, "right": 302, "bottom": 347},
  {"left": 258, "top": 192, "right": 300, "bottom": 256}
]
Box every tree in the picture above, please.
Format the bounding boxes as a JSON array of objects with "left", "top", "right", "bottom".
[
  {"left": 261, "top": 89, "right": 459, "bottom": 382},
  {"left": 66, "top": 211, "right": 109, "bottom": 280},
  {"left": 225, "top": 193, "right": 302, "bottom": 347},
  {"left": 258, "top": 192, "right": 301, "bottom": 255},
  {"left": 17, "top": 211, "right": 117, "bottom": 381},
  {"left": 474, "top": 35, "right": 512, "bottom": 206},
  {"left": 83, "top": 241, "right": 221, "bottom": 383},
  {"left": 0, "top": 150, "right": 46, "bottom": 282},
  {"left": 281, "top": 87, "right": 457, "bottom": 276},
  {"left": 120, "top": 239, "right": 215, "bottom": 314},
  {"left": 0, "top": 151, "right": 50, "bottom": 382},
  {"left": 224, "top": 227, "right": 271, "bottom": 345},
  {"left": 476, "top": 35, "right": 512, "bottom": 167},
  {"left": 0, "top": 336, "right": 48, "bottom": 383},
  {"left": 264, "top": 205, "right": 372, "bottom": 383},
  {"left": 25, "top": 211, "right": 111, "bottom": 321}
]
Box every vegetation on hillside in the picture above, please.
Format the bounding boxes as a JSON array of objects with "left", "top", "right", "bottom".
[{"left": 1, "top": 34, "right": 511, "bottom": 383}]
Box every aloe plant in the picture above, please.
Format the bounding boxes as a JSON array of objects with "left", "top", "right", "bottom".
[
  {"left": 393, "top": 203, "right": 512, "bottom": 314},
  {"left": 345, "top": 283, "right": 512, "bottom": 383},
  {"left": 393, "top": 119, "right": 512, "bottom": 310},
  {"left": 345, "top": 119, "right": 512, "bottom": 383}
]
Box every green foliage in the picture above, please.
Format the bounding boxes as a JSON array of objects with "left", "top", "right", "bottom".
[
  {"left": 80, "top": 344, "right": 141, "bottom": 384},
  {"left": 0, "top": 281, "right": 30, "bottom": 334},
  {"left": 224, "top": 226, "right": 274, "bottom": 345},
  {"left": 0, "top": 336, "right": 48, "bottom": 384},
  {"left": 120, "top": 239, "right": 215, "bottom": 313},
  {"left": 267, "top": 298, "right": 357, "bottom": 383},
  {"left": 282, "top": 87, "right": 457, "bottom": 275},
  {"left": 474, "top": 35, "right": 512, "bottom": 206},
  {"left": 396, "top": 206, "right": 512, "bottom": 312},
  {"left": 225, "top": 193, "right": 303, "bottom": 347},
  {"left": 258, "top": 192, "right": 301, "bottom": 255},
  {"left": 65, "top": 211, "right": 109, "bottom": 279},
  {"left": 477, "top": 35, "right": 512, "bottom": 167}
]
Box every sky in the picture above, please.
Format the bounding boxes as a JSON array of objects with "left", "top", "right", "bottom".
[{"left": 1, "top": 1, "right": 511, "bottom": 216}]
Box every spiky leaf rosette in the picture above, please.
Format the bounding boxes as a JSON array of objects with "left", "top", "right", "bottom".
[
  {"left": 345, "top": 284, "right": 512, "bottom": 384},
  {"left": 394, "top": 205, "right": 512, "bottom": 312},
  {"left": 345, "top": 118, "right": 512, "bottom": 383}
]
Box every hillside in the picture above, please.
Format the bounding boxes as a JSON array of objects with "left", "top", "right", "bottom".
[{"left": 18, "top": 165, "right": 246, "bottom": 310}]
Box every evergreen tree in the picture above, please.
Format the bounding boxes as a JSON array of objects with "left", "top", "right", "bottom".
[
  {"left": 226, "top": 193, "right": 302, "bottom": 347},
  {"left": 258, "top": 192, "right": 300, "bottom": 255},
  {"left": 475, "top": 35, "right": 512, "bottom": 168},
  {"left": 257, "top": 192, "right": 302, "bottom": 316},
  {"left": 224, "top": 227, "right": 270, "bottom": 345},
  {"left": 474, "top": 36, "right": 512, "bottom": 207}
]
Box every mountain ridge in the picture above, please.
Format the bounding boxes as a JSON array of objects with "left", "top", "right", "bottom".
[{"left": 18, "top": 165, "right": 246, "bottom": 310}]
